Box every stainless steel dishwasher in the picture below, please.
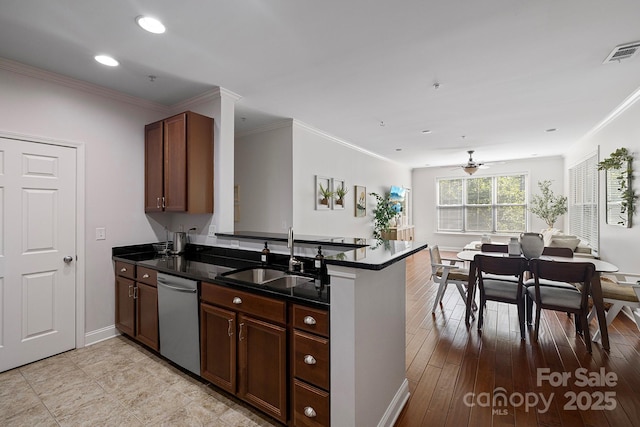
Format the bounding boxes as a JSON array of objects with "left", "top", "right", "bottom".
[{"left": 157, "top": 272, "right": 200, "bottom": 376}]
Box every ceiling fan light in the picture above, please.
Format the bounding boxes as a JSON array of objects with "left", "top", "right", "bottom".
[{"left": 463, "top": 165, "right": 478, "bottom": 175}]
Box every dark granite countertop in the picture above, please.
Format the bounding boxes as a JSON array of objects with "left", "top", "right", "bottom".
[
  {"left": 112, "top": 244, "right": 330, "bottom": 307},
  {"left": 216, "top": 231, "right": 429, "bottom": 270}
]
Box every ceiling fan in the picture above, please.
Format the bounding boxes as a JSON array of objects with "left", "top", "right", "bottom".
[{"left": 461, "top": 150, "right": 485, "bottom": 175}]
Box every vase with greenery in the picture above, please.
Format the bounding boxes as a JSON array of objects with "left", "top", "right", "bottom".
[
  {"left": 335, "top": 185, "right": 348, "bottom": 206},
  {"left": 370, "top": 192, "right": 397, "bottom": 240},
  {"left": 597, "top": 147, "right": 636, "bottom": 226},
  {"left": 529, "top": 180, "right": 568, "bottom": 229},
  {"left": 318, "top": 183, "right": 334, "bottom": 205}
]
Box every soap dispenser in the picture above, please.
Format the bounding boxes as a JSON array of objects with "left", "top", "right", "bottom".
[
  {"left": 314, "top": 246, "right": 324, "bottom": 269},
  {"left": 261, "top": 242, "right": 270, "bottom": 265}
]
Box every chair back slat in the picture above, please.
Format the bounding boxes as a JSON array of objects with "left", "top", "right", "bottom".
[
  {"left": 481, "top": 243, "right": 508, "bottom": 253},
  {"left": 474, "top": 254, "right": 527, "bottom": 277},
  {"left": 541, "top": 247, "right": 574, "bottom": 258},
  {"left": 530, "top": 259, "right": 594, "bottom": 284},
  {"left": 430, "top": 245, "right": 442, "bottom": 267}
]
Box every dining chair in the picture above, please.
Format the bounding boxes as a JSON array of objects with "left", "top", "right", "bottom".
[
  {"left": 527, "top": 259, "right": 595, "bottom": 353},
  {"left": 474, "top": 254, "right": 528, "bottom": 338},
  {"left": 524, "top": 246, "right": 575, "bottom": 324},
  {"left": 430, "top": 245, "right": 474, "bottom": 315},
  {"left": 588, "top": 272, "right": 640, "bottom": 342}
]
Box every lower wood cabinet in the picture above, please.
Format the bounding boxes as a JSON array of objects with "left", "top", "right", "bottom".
[
  {"left": 200, "top": 282, "right": 287, "bottom": 424},
  {"left": 114, "top": 261, "right": 159, "bottom": 351}
]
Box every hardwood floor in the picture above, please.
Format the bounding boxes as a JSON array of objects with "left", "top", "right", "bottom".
[{"left": 395, "top": 249, "right": 640, "bottom": 427}]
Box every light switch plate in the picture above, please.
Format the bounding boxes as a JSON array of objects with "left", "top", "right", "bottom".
[
  {"left": 208, "top": 225, "right": 216, "bottom": 237},
  {"left": 96, "top": 227, "right": 106, "bottom": 240}
]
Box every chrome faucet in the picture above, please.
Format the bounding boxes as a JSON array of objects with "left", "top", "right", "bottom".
[{"left": 288, "top": 227, "right": 303, "bottom": 272}]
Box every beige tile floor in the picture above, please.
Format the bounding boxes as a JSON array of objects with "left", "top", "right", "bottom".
[{"left": 0, "top": 335, "right": 279, "bottom": 426}]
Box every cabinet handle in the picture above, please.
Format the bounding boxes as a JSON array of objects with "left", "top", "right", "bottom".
[
  {"left": 120, "top": 267, "right": 127, "bottom": 273},
  {"left": 227, "top": 319, "right": 233, "bottom": 337},
  {"left": 133, "top": 286, "right": 138, "bottom": 299},
  {"left": 304, "top": 407, "right": 317, "bottom": 418},
  {"left": 303, "top": 315, "right": 316, "bottom": 325},
  {"left": 162, "top": 196, "right": 166, "bottom": 209},
  {"left": 142, "top": 274, "right": 150, "bottom": 278},
  {"left": 156, "top": 197, "right": 160, "bottom": 209},
  {"left": 239, "top": 322, "right": 245, "bottom": 341},
  {"left": 232, "top": 297, "right": 242, "bottom": 305},
  {"left": 304, "top": 355, "right": 317, "bottom": 365},
  {"left": 128, "top": 284, "right": 133, "bottom": 298}
]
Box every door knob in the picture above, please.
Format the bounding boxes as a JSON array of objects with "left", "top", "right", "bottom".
[{"left": 63, "top": 256, "right": 74, "bottom": 264}]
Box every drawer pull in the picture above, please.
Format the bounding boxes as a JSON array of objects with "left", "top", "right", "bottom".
[
  {"left": 142, "top": 273, "right": 150, "bottom": 279},
  {"left": 304, "top": 355, "right": 317, "bottom": 365},
  {"left": 120, "top": 267, "right": 127, "bottom": 273},
  {"left": 303, "top": 316, "right": 317, "bottom": 325},
  {"left": 304, "top": 406, "right": 317, "bottom": 418},
  {"left": 232, "top": 297, "right": 242, "bottom": 305}
]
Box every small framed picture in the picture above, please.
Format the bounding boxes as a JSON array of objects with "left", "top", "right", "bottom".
[
  {"left": 332, "top": 178, "right": 346, "bottom": 210},
  {"left": 315, "top": 175, "right": 332, "bottom": 210},
  {"left": 355, "top": 185, "right": 366, "bottom": 217}
]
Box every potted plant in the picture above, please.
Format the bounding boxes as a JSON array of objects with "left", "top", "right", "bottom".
[
  {"left": 335, "top": 185, "right": 348, "bottom": 206},
  {"left": 318, "top": 183, "right": 334, "bottom": 205},
  {"left": 597, "top": 147, "right": 637, "bottom": 226},
  {"left": 529, "top": 180, "right": 568, "bottom": 229},
  {"left": 369, "top": 192, "right": 398, "bottom": 240}
]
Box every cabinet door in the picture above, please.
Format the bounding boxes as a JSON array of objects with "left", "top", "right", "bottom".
[
  {"left": 163, "top": 113, "right": 187, "bottom": 212},
  {"left": 200, "top": 303, "right": 237, "bottom": 394},
  {"left": 238, "top": 314, "right": 287, "bottom": 423},
  {"left": 144, "top": 121, "right": 164, "bottom": 212},
  {"left": 135, "top": 282, "right": 159, "bottom": 351},
  {"left": 115, "top": 276, "right": 135, "bottom": 336}
]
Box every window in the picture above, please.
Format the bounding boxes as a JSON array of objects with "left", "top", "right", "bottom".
[
  {"left": 569, "top": 152, "right": 599, "bottom": 254},
  {"left": 437, "top": 174, "right": 527, "bottom": 233}
]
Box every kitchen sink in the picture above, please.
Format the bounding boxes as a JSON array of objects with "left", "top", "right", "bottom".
[
  {"left": 222, "top": 267, "right": 288, "bottom": 284},
  {"left": 221, "top": 267, "right": 315, "bottom": 289}
]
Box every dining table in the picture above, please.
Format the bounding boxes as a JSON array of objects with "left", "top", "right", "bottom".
[{"left": 456, "top": 250, "right": 618, "bottom": 351}]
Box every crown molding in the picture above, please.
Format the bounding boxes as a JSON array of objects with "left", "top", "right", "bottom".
[
  {"left": 171, "top": 86, "right": 243, "bottom": 112},
  {"left": 582, "top": 83, "right": 640, "bottom": 141},
  {"left": 292, "top": 119, "right": 404, "bottom": 166},
  {"left": 235, "top": 118, "right": 294, "bottom": 138},
  {"left": 0, "top": 57, "right": 171, "bottom": 113}
]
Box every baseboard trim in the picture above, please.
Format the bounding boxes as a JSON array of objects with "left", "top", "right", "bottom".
[
  {"left": 84, "top": 325, "right": 119, "bottom": 347},
  {"left": 378, "top": 378, "right": 410, "bottom": 427}
]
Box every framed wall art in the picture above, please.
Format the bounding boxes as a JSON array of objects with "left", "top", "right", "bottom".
[
  {"left": 332, "top": 178, "right": 346, "bottom": 210},
  {"left": 355, "top": 185, "right": 366, "bottom": 217},
  {"left": 315, "top": 175, "right": 332, "bottom": 210}
]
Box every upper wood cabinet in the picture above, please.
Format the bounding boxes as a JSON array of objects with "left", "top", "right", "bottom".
[{"left": 144, "top": 111, "right": 214, "bottom": 213}]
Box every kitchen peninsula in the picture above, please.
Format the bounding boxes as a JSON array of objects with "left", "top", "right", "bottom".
[{"left": 113, "top": 232, "right": 428, "bottom": 426}]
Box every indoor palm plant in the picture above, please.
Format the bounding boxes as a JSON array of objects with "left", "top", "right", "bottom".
[
  {"left": 370, "top": 192, "right": 397, "bottom": 240},
  {"left": 529, "top": 180, "right": 568, "bottom": 229}
]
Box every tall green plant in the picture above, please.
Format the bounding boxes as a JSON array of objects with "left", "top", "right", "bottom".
[
  {"left": 598, "top": 147, "right": 636, "bottom": 225},
  {"left": 529, "top": 180, "right": 567, "bottom": 228},
  {"left": 369, "top": 192, "right": 397, "bottom": 239}
]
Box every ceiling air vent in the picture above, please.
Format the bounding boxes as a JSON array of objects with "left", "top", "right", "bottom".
[{"left": 603, "top": 41, "right": 640, "bottom": 63}]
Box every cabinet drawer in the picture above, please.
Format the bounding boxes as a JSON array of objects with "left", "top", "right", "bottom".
[
  {"left": 292, "top": 305, "right": 329, "bottom": 337},
  {"left": 136, "top": 266, "right": 157, "bottom": 286},
  {"left": 115, "top": 261, "right": 135, "bottom": 279},
  {"left": 293, "top": 330, "right": 329, "bottom": 390},
  {"left": 201, "top": 282, "right": 286, "bottom": 324},
  {"left": 293, "top": 379, "right": 330, "bottom": 427}
]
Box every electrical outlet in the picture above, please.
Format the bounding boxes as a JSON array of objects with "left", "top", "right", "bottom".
[
  {"left": 208, "top": 225, "right": 216, "bottom": 237},
  {"left": 178, "top": 224, "right": 184, "bottom": 232},
  {"left": 95, "top": 227, "right": 106, "bottom": 240}
]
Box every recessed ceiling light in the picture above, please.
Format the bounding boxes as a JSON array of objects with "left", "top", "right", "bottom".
[
  {"left": 422, "top": 130, "right": 432, "bottom": 134},
  {"left": 395, "top": 148, "right": 402, "bottom": 151},
  {"left": 94, "top": 55, "right": 119, "bottom": 67},
  {"left": 136, "top": 16, "right": 166, "bottom": 34}
]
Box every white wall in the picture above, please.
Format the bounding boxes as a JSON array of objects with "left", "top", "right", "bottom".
[
  {"left": 566, "top": 93, "right": 640, "bottom": 272},
  {"left": 292, "top": 122, "right": 412, "bottom": 237},
  {"left": 412, "top": 156, "right": 565, "bottom": 250},
  {"left": 0, "top": 60, "right": 235, "bottom": 337},
  {"left": 234, "top": 122, "right": 293, "bottom": 232}
]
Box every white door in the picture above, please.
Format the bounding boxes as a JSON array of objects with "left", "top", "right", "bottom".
[{"left": 0, "top": 137, "right": 77, "bottom": 372}]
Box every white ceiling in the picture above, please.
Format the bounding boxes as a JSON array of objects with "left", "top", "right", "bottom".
[{"left": 2, "top": 0, "right": 640, "bottom": 169}]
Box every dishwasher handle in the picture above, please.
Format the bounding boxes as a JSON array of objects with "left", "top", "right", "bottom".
[{"left": 157, "top": 281, "right": 197, "bottom": 293}]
